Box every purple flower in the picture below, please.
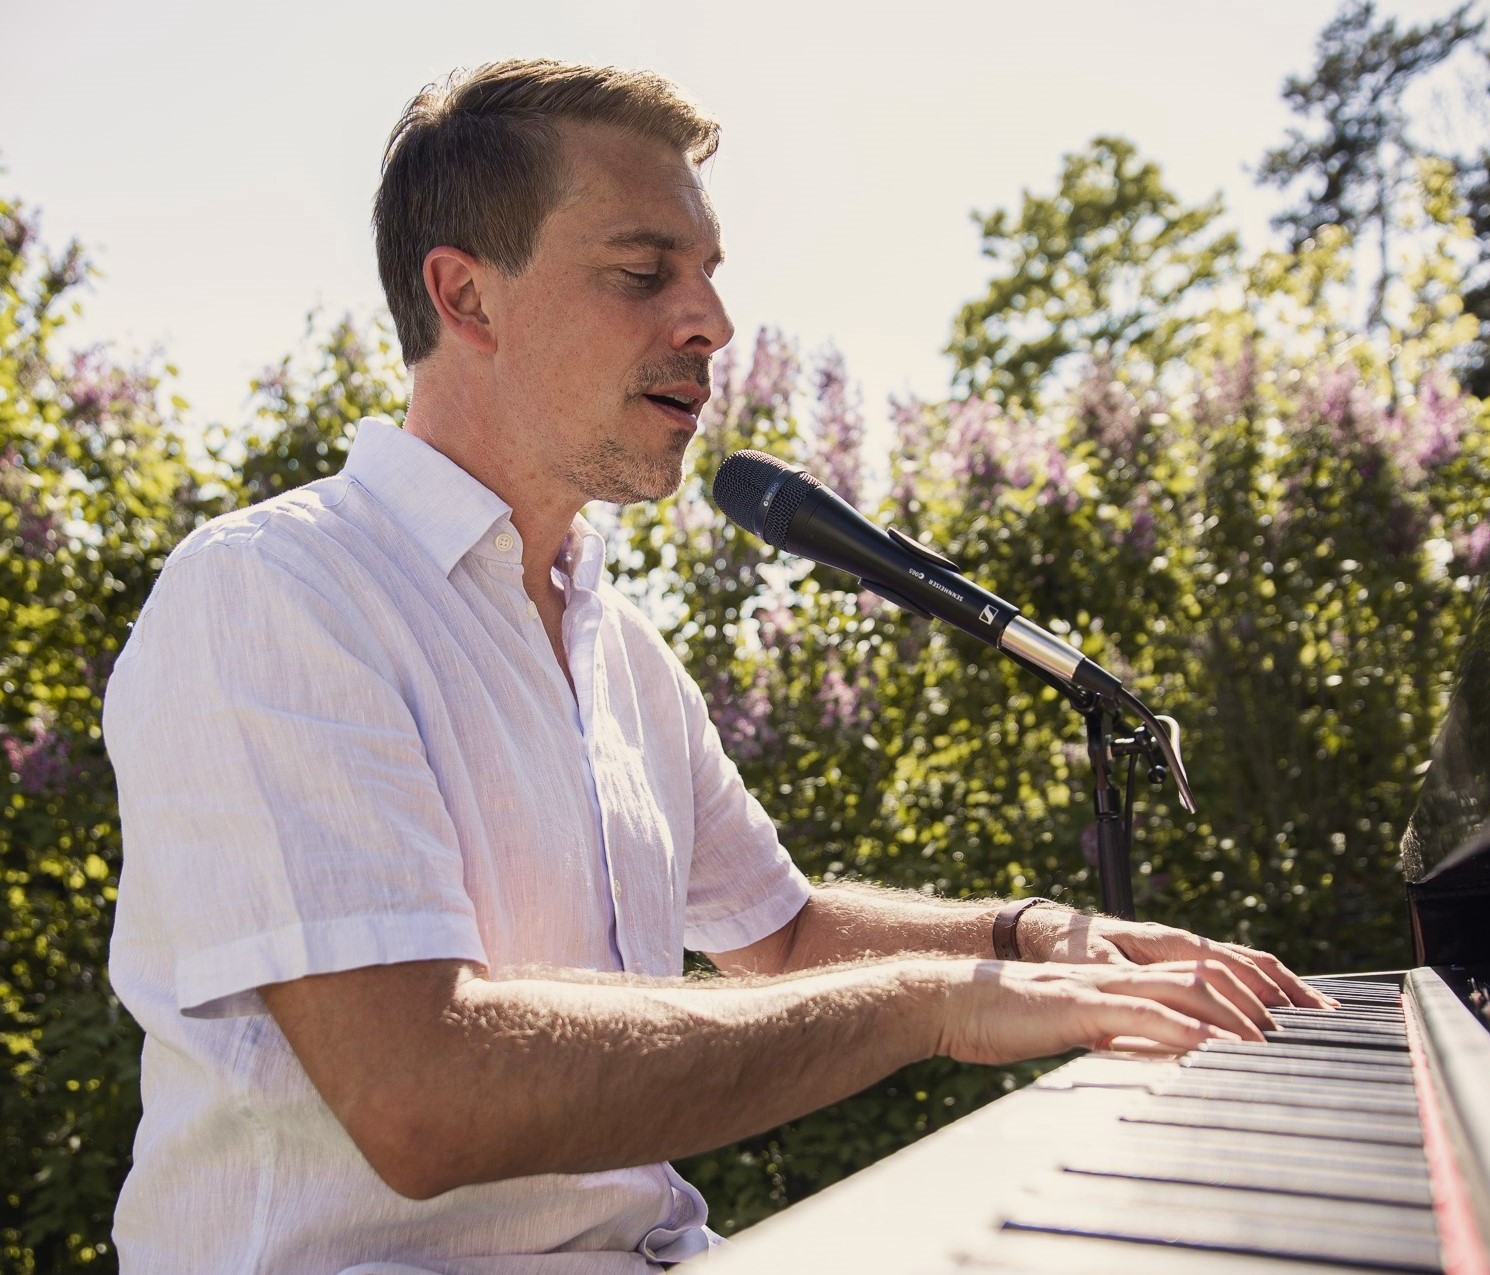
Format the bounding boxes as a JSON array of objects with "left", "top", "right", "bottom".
[
  {"left": 706, "top": 669, "right": 778, "bottom": 763},
  {"left": 15, "top": 503, "right": 59, "bottom": 558},
  {"left": 754, "top": 602, "right": 799, "bottom": 653},
  {"left": 64, "top": 347, "right": 153, "bottom": 424},
  {"left": 816, "top": 665, "right": 860, "bottom": 732},
  {"left": 1196, "top": 345, "right": 1259, "bottom": 428},
  {"left": 938, "top": 396, "right": 1079, "bottom": 513},
  {"left": 3, "top": 727, "right": 74, "bottom": 794},
  {"left": 1301, "top": 365, "right": 1382, "bottom": 455},
  {"left": 889, "top": 395, "right": 932, "bottom": 517},
  {"left": 1456, "top": 521, "right": 1490, "bottom": 574},
  {"left": 1396, "top": 371, "right": 1468, "bottom": 480},
  {"left": 815, "top": 652, "right": 877, "bottom": 735},
  {"left": 742, "top": 328, "right": 798, "bottom": 416},
  {"left": 809, "top": 347, "right": 865, "bottom": 506},
  {"left": 1123, "top": 494, "right": 1157, "bottom": 555},
  {"left": 1075, "top": 363, "right": 1146, "bottom": 455}
]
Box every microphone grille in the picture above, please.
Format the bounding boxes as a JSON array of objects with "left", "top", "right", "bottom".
[
  {"left": 762, "top": 466, "right": 820, "bottom": 546},
  {"left": 712, "top": 450, "right": 822, "bottom": 546}
]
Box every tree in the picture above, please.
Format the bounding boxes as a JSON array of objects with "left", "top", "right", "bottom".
[
  {"left": 947, "top": 137, "right": 1239, "bottom": 408},
  {"left": 1452, "top": 46, "right": 1490, "bottom": 397},
  {"left": 227, "top": 313, "right": 407, "bottom": 505},
  {"left": 0, "top": 193, "right": 219, "bottom": 1272},
  {"left": 909, "top": 240, "right": 1488, "bottom": 978},
  {"left": 1256, "top": 0, "right": 1484, "bottom": 335}
]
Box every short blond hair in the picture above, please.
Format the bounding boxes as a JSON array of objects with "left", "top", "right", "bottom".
[{"left": 373, "top": 59, "right": 720, "bottom": 365}]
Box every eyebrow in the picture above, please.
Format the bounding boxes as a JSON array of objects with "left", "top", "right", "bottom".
[{"left": 602, "top": 228, "right": 725, "bottom": 265}]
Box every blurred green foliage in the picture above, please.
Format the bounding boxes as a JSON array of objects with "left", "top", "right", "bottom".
[
  {"left": 3, "top": 98, "right": 1489, "bottom": 1274},
  {"left": 948, "top": 136, "right": 1239, "bottom": 407},
  {"left": 623, "top": 204, "right": 1487, "bottom": 1221},
  {"left": 0, "top": 194, "right": 218, "bottom": 1271}
]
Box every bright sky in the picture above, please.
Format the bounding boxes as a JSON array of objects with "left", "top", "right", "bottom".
[{"left": 5, "top": 0, "right": 1476, "bottom": 440}]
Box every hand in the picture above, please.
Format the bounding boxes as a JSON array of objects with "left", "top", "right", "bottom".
[
  {"left": 1014, "top": 907, "right": 1334, "bottom": 1010},
  {"left": 934, "top": 958, "right": 1276, "bottom": 1065}
]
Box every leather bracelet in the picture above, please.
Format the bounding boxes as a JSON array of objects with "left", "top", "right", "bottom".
[{"left": 991, "top": 896, "right": 1056, "bottom": 961}]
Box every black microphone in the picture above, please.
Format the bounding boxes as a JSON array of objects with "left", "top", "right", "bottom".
[{"left": 712, "top": 449, "right": 1125, "bottom": 702}]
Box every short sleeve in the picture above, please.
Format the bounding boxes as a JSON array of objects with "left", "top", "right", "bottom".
[
  {"left": 673, "top": 664, "right": 812, "bottom": 954},
  {"left": 104, "top": 538, "right": 486, "bottom": 1018}
]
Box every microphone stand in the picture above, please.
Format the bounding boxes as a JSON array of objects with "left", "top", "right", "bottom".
[
  {"left": 898, "top": 616, "right": 1193, "bottom": 923},
  {"left": 1084, "top": 701, "right": 1136, "bottom": 920},
  {"left": 1053, "top": 680, "right": 1186, "bottom": 921}
]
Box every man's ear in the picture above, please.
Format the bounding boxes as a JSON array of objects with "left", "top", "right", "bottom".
[{"left": 422, "top": 246, "right": 499, "bottom": 355}]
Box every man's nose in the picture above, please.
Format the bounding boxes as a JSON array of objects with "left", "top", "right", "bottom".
[{"left": 672, "top": 273, "right": 734, "bottom": 355}]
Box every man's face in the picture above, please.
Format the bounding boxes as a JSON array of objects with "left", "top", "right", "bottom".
[{"left": 490, "top": 122, "right": 733, "bottom": 507}]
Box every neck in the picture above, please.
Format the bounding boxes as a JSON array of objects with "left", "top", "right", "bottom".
[{"left": 403, "top": 359, "right": 583, "bottom": 596}]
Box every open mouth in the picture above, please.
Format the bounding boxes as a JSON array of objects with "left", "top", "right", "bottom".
[
  {"left": 643, "top": 391, "right": 702, "bottom": 417},
  {"left": 639, "top": 380, "right": 709, "bottom": 423}
]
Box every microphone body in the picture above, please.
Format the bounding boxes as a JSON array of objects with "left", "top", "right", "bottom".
[{"left": 713, "top": 451, "right": 1124, "bottom": 701}]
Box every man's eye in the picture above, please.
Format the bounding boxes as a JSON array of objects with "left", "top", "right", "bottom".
[{"left": 621, "top": 269, "right": 663, "bottom": 290}]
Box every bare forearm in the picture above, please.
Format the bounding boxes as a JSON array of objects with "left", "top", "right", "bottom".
[
  {"left": 778, "top": 882, "right": 1015, "bottom": 970},
  {"left": 772, "top": 882, "right": 1332, "bottom": 1013},
  {"left": 366, "top": 959, "right": 947, "bottom": 1196}
]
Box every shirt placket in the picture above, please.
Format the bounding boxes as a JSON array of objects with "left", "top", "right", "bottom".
[
  {"left": 482, "top": 530, "right": 622, "bottom": 970},
  {"left": 564, "top": 578, "right": 646, "bottom": 972}
]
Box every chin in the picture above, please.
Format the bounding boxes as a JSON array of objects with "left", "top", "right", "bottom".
[
  {"left": 580, "top": 441, "right": 689, "bottom": 506},
  {"left": 600, "top": 465, "right": 686, "bottom": 505}
]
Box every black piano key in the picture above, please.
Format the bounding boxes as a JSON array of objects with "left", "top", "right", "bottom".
[
  {"left": 1183, "top": 1052, "right": 1418, "bottom": 1085},
  {"left": 1093, "top": 1128, "right": 1431, "bottom": 1182},
  {"left": 1119, "top": 1097, "right": 1425, "bottom": 1146},
  {"left": 1270, "top": 1011, "right": 1405, "bottom": 1029},
  {"left": 1196, "top": 1040, "right": 1412, "bottom": 1068},
  {"left": 1186, "top": 1048, "right": 1418, "bottom": 1078},
  {"left": 1057, "top": 1151, "right": 1435, "bottom": 1208},
  {"left": 1153, "top": 1075, "right": 1421, "bottom": 1116},
  {"left": 1262, "top": 1028, "right": 1409, "bottom": 1050},
  {"left": 1272, "top": 1006, "right": 1405, "bottom": 1022},
  {"left": 1270, "top": 1018, "right": 1405, "bottom": 1032},
  {"left": 1304, "top": 978, "right": 1404, "bottom": 997}
]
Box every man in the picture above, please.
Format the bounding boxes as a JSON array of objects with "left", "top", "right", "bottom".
[{"left": 104, "top": 60, "right": 1327, "bottom": 1273}]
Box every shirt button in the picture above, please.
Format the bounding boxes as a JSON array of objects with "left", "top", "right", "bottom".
[
  {"left": 526, "top": 601, "right": 538, "bottom": 619},
  {"left": 494, "top": 531, "right": 515, "bottom": 553},
  {"left": 612, "top": 880, "right": 623, "bottom": 901}
]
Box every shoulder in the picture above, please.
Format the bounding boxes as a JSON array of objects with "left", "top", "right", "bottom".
[
  {"left": 165, "top": 476, "right": 356, "bottom": 575},
  {"left": 599, "top": 580, "right": 675, "bottom": 656},
  {"left": 128, "top": 476, "right": 388, "bottom": 658}
]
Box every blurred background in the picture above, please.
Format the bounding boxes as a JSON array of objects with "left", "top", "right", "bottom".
[{"left": 4, "top": 1, "right": 1488, "bottom": 1268}]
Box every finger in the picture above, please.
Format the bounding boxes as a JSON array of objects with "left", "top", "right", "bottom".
[
  {"left": 1082, "top": 993, "right": 1242, "bottom": 1054},
  {"left": 1099, "top": 967, "right": 1269, "bottom": 1042},
  {"left": 1223, "top": 944, "right": 1335, "bottom": 1009},
  {"left": 1146, "top": 958, "right": 1278, "bottom": 1031},
  {"left": 1104, "top": 1034, "right": 1197, "bottom": 1056},
  {"left": 1185, "top": 942, "right": 1290, "bottom": 1008},
  {"left": 1106, "top": 926, "right": 1293, "bottom": 1006}
]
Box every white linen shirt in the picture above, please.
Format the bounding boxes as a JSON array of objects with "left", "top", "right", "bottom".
[{"left": 103, "top": 416, "right": 813, "bottom": 1275}]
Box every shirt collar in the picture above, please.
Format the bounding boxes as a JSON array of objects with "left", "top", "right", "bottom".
[
  {"left": 343, "top": 417, "right": 608, "bottom": 587},
  {"left": 560, "top": 514, "right": 608, "bottom": 592}
]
